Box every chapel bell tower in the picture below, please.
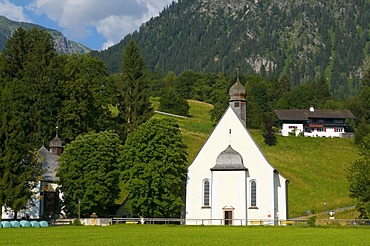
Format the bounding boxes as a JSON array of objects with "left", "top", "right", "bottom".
[{"left": 229, "top": 75, "right": 247, "bottom": 127}]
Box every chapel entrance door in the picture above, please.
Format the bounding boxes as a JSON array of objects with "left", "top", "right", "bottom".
[{"left": 224, "top": 210, "right": 233, "bottom": 225}]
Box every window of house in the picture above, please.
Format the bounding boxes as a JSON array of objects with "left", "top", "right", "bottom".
[
  {"left": 203, "top": 179, "right": 210, "bottom": 207},
  {"left": 234, "top": 102, "right": 240, "bottom": 107},
  {"left": 250, "top": 180, "right": 257, "bottom": 208}
]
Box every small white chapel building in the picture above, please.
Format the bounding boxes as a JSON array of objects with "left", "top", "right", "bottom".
[
  {"left": 1, "top": 131, "right": 63, "bottom": 220},
  {"left": 185, "top": 79, "right": 289, "bottom": 226}
]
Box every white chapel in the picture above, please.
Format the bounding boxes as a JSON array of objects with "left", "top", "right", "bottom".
[{"left": 185, "top": 79, "right": 289, "bottom": 226}]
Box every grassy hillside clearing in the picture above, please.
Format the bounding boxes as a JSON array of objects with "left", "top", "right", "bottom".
[
  {"left": 151, "top": 99, "right": 359, "bottom": 218},
  {"left": 151, "top": 98, "right": 214, "bottom": 162}
]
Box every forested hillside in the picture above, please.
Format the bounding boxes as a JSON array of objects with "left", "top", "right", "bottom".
[
  {"left": 92, "top": 0, "right": 370, "bottom": 98},
  {"left": 0, "top": 15, "right": 91, "bottom": 54}
]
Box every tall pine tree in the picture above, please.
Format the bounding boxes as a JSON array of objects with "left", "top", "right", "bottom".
[
  {"left": 1, "top": 27, "right": 60, "bottom": 146},
  {"left": 116, "top": 39, "right": 153, "bottom": 140},
  {"left": 0, "top": 28, "right": 55, "bottom": 218}
]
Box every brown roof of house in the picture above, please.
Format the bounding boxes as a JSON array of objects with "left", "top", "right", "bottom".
[{"left": 274, "top": 109, "right": 355, "bottom": 121}]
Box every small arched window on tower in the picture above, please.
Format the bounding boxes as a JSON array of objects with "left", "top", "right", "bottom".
[
  {"left": 202, "top": 179, "right": 210, "bottom": 208},
  {"left": 250, "top": 180, "right": 257, "bottom": 208}
]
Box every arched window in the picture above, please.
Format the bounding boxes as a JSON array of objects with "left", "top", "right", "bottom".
[
  {"left": 250, "top": 180, "right": 257, "bottom": 207},
  {"left": 203, "top": 179, "right": 210, "bottom": 207}
]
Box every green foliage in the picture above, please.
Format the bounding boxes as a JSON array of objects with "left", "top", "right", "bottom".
[
  {"left": 262, "top": 116, "right": 277, "bottom": 146},
  {"left": 362, "top": 66, "right": 370, "bottom": 87},
  {"left": 58, "top": 54, "right": 114, "bottom": 143},
  {"left": 116, "top": 39, "right": 153, "bottom": 140},
  {"left": 0, "top": 27, "right": 118, "bottom": 147},
  {"left": 175, "top": 70, "right": 200, "bottom": 99},
  {"left": 159, "top": 86, "right": 189, "bottom": 116},
  {"left": 354, "top": 118, "right": 370, "bottom": 145},
  {"left": 121, "top": 118, "right": 188, "bottom": 217},
  {"left": 307, "top": 216, "right": 317, "bottom": 227},
  {"left": 246, "top": 75, "right": 271, "bottom": 128},
  {"left": 0, "top": 150, "right": 42, "bottom": 219},
  {"left": 359, "top": 87, "right": 370, "bottom": 123},
  {"left": 0, "top": 27, "right": 53, "bottom": 218},
  {"left": 1, "top": 27, "right": 61, "bottom": 147},
  {"left": 57, "top": 131, "right": 123, "bottom": 217},
  {"left": 158, "top": 72, "right": 189, "bottom": 116},
  {"left": 73, "top": 218, "right": 82, "bottom": 226},
  {"left": 209, "top": 73, "right": 231, "bottom": 123},
  {"left": 347, "top": 135, "right": 370, "bottom": 218}
]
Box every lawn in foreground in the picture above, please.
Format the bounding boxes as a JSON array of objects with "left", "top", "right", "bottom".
[{"left": 0, "top": 225, "right": 369, "bottom": 245}]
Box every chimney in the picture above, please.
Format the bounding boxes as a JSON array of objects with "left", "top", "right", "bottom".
[{"left": 309, "top": 105, "right": 315, "bottom": 112}]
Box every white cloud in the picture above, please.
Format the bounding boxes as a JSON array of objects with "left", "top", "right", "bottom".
[
  {"left": 28, "top": 0, "right": 175, "bottom": 50},
  {"left": 0, "top": 0, "right": 30, "bottom": 22}
]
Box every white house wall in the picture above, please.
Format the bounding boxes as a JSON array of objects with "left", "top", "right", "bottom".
[
  {"left": 211, "top": 171, "right": 247, "bottom": 225},
  {"left": 186, "top": 107, "right": 287, "bottom": 225},
  {"left": 282, "top": 124, "right": 346, "bottom": 138},
  {"left": 281, "top": 124, "right": 303, "bottom": 136},
  {"left": 1, "top": 182, "right": 41, "bottom": 219},
  {"left": 304, "top": 127, "right": 344, "bottom": 138},
  {"left": 1, "top": 182, "right": 62, "bottom": 219}
]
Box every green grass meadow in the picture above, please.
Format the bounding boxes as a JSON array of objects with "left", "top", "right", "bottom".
[{"left": 1, "top": 224, "right": 369, "bottom": 245}]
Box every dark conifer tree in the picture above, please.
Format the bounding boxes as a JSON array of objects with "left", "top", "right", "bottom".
[
  {"left": 362, "top": 67, "right": 370, "bottom": 88},
  {"left": 1, "top": 27, "right": 60, "bottom": 146},
  {"left": 116, "top": 39, "right": 153, "bottom": 140},
  {"left": 0, "top": 28, "right": 56, "bottom": 218},
  {"left": 262, "top": 116, "right": 277, "bottom": 146}
]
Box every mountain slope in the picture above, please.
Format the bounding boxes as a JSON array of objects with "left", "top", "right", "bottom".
[
  {"left": 92, "top": 0, "right": 370, "bottom": 98},
  {"left": 0, "top": 15, "right": 91, "bottom": 54}
]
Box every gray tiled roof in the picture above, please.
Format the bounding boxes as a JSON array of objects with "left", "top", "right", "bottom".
[
  {"left": 211, "top": 145, "right": 247, "bottom": 171},
  {"left": 274, "top": 109, "right": 355, "bottom": 121},
  {"left": 38, "top": 146, "right": 60, "bottom": 182},
  {"left": 49, "top": 135, "right": 62, "bottom": 148}
]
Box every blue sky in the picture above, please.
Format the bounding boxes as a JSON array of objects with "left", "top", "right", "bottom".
[{"left": 0, "top": 0, "right": 176, "bottom": 50}]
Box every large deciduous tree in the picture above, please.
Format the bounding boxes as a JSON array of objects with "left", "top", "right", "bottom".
[
  {"left": 58, "top": 54, "right": 115, "bottom": 143},
  {"left": 56, "top": 131, "right": 123, "bottom": 217},
  {"left": 116, "top": 39, "right": 153, "bottom": 141},
  {"left": 121, "top": 118, "right": 188, "bottom": 217},
  {"left": 347, "top": 135, "right": 370, "bottom": 218},
  {"left": 159, "top": 72, "right": 189, "bottom": 116}
]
